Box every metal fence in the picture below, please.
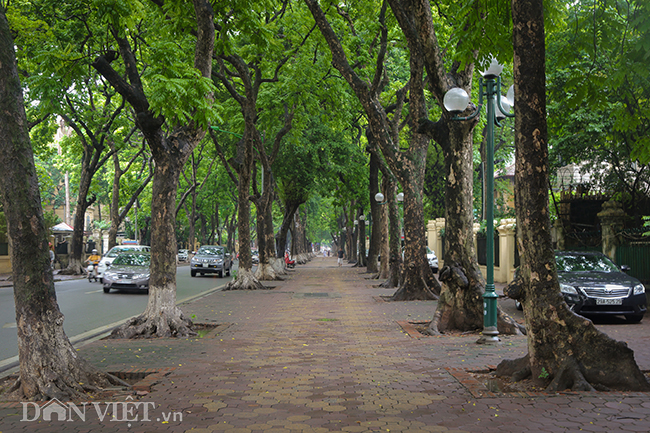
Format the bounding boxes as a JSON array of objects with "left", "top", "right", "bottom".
[{"left": 616, "top": 243, "right": 650, "bottom": 283}]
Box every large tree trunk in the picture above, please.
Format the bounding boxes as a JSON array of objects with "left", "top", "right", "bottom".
[
  {"left": 109, "top": 153, "right": 195, "bottom": 337},
  {"left": 224, "top": 130, "right": 265, "bottom": 291},
  {"left": 497, "top": 0, "right": 649, "bottom": 391},
  {"left": 0, "top": 11, "right": 127, "bottom": 399},
  {"left": 356, "top": 211, "right": 367, "bottom": 268},
  {"left": 276, "top": 200, "right": 301, "bottom": 258},
  {"left": 389, "top": 37, "right": 437, "bottom": 301},
  {"left": 389, "top": 0, "right": 519, "bottom": 334},
  {"left": 427, "top": 123, "right": 489, "bottom": 333},
  {"left": 254, "top": 188, "right": 281, "bottom": 281},
  {"left": 61, "top": 193, "right": 92, "bottom": 275},
  {"left": 367, "top": 152, "right": 382, "bottom": 274},
  {"left": 373, "top": 176, "right": 390, "bottom": 280},
  {"left": 379, "top": 177, "right": 401, "bottom": 288}
]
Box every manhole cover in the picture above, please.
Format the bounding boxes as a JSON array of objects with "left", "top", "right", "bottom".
[{"left": 293, "top": 292, "right": 341, "bottom": 298}]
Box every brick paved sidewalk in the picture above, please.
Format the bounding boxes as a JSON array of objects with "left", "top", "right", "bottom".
[{"left": 2, "top": 257, "right": 650, "bottom": 432}]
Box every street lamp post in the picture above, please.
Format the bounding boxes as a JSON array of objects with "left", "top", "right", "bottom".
[{"left": 443, "top": 57, "right": 514, "bottom": 344}]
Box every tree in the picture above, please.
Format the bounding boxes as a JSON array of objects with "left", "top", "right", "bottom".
[
  {"left": 547, "top": 0, "right": 650, "bottom": 223},
  {"left": 92, "top": 0, "right": 216, "bottom": 338},
  {"left": 106, "top": 129, "right": 153, "bottom": 250},
  {"left": 385, "top": 0, "right": 520, "bottom": 334},
  {"left": 9, "top": 2, "right": 126, "bottom": 273},
  {"left": 304, "top": 0, "right": 438, "bottom": 301},
  {"left": 498, "top": 0, "right": 649, "bottom": 392},
  {"left": 0, "top": 6, "right": 126, "bottom": 400},
  {"left": 178, "top": 139, "right": 216, "bottom": 252},
  {"left": 56, "top": 87, "right": 123, "bottom": 273}
]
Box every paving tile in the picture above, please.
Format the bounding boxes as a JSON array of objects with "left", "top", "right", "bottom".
[{"left": 3, "top": 258, "right": 650, "bottom": 432}]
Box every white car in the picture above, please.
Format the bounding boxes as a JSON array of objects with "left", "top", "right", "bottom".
[
  {"left": 97, "top": 245, "right": 151, "bottom": 282},
  {"left": 177, "top": 249, "right": 189, "bottom": 262},
  {"left": 427, "top": 247, "right": 438, "bottom": 274}
]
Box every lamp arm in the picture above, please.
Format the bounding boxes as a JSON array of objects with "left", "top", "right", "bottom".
[
  {"left": 451, "top": 103, "right": 482, "bottom": 121},
  {"left": 496, "top": 77, "right": 514, "bottom": 119}
]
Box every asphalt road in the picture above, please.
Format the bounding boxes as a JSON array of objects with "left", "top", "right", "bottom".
[{"left": 0, "top": 263, "right": 236, "bottom": 371}]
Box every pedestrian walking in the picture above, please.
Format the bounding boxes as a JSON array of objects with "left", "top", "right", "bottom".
[{"left": 337, "top": 249, "right": 344, "bottom": 267}]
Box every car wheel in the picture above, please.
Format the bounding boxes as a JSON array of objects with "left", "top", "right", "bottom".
[
  {"left": 103, "top": 287, "right": 110, "bottom": 293},
  {"left": 191, "top": 270, "right": 196, "bottom": 277},
  {"left": 625, "top": 314, "right": 644, "bottom": 323},
  {"left": 515, "top": 300, "right": 523, "bottom": 311}
]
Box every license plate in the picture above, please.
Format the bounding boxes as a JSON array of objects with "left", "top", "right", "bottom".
[{"left": 596, "top": 298, "right": 623, "bottom": 305}]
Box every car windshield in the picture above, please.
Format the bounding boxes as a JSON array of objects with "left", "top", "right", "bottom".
[
  {"left": 198, "top": 247, "right": 224, "bottom": 256},
  {"left": 555, "top": 254, "right": 619, "bottom": 273},
  {"left": 106, "top": 247, "right": 146, "bottom": 258},
  {"left": 113, "top": 253, "right": 150, "bottom": 267}
]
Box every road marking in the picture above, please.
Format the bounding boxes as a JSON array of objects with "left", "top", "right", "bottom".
[
  {"left": 85, "top": 289, "right": 103, "bottom": 294},
  {"left": 2, "top": 322, "right": 16, "bottom": 329}
]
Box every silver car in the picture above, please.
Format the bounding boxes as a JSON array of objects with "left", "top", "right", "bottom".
[
  {"left": 97, "top": 245, "right": 151, "bottom": 282},
  {"left": 103, "top": 252, "right": 151, "bottom": 293},
  {"left": 191, "top": 245, "right": 232, "bottom": 277},
  {"left": 427, "top": 247, "right": 439, "bottom": 273}
]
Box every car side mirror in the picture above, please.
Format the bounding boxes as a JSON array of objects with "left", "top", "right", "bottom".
[{"left": 621, "top": 265, "right": 631, "bottom": 273}]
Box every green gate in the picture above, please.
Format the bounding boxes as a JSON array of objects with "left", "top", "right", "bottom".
[{"left": 616, "top": 243, "right": 650, "bottom": 283}]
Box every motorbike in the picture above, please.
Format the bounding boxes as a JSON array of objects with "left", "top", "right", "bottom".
[{"left": 87, "top": 263, "right": 99, "bottom": 282}]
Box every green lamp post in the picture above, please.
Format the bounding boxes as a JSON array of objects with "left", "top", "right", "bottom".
[{"left": 443, "top": 57, "right": 514, "bottom": 344}]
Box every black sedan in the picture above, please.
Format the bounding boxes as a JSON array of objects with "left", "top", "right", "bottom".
[{"left": 517, "top": 251, "right": 647, "bottom": 323}]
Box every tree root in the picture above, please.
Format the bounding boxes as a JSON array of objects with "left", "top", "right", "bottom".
[
  {"left": 429, "top": 265, "right": 524, "bottom": 336},
  {"left": 108, "top": 310, "right": 195, "bottom": 339},
  {"left": 546, "top": 357, "right": 596, "bottom": 392},
  {"left": 378, "top": 278, "right": 396, "bottom": 288},
  {"left": 224, "top": 268, "right": 268, "bottom": 290},
  {"left": 58, "top": 261, "right": 85, "bottom": 276},
  {"left": 497, "top": 307, "right": 526, "bottom": 335},
  {"left": 496, "top": 354, "right": 532, "bottom": 382},
  {"left": 254, "top": 263, "right": 284, "bottom": 281},
  {"left": 4, "top": 356, "right": 130, "bottom": 401},
  {"left": 391, "top": 283, "right": 438, "bottom": 301}
]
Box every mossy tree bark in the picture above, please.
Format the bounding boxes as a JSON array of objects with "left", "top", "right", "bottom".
[
  {"left": 0, "top": 10, "right": 128, "bottom": 399},
  {"left": 496, "top": 0, "right": 649, "bottom": 391}
]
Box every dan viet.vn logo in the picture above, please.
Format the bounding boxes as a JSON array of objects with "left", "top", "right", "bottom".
[{"left": 21, "top": 396, "right": 183, "bottom": 425}]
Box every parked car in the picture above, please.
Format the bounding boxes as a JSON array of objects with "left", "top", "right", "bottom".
[
  {"left": 251, "top": 249, "right": 259, "bottom": 264},
  {"left": 515, "top": 251, "right": 647, "bottom": 323},
  {"left": 177, "top": 249, "right": 189, "bottom": 262},
  {"left": 102, "top": 252, "right": 151, "bottom": 293},
  {"left": 427, "top": 247, "right": 438, "bottom": 274},
  {"left": 191, "top": 245, "right": 232, "bottom": 277},
  {"left": 97, "top": 245, "right": 151, "bottom": 283}
]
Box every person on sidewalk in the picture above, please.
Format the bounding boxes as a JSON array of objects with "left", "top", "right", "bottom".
[{"left": 337, "top": 248, "right": 344, "bottom": 267}]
